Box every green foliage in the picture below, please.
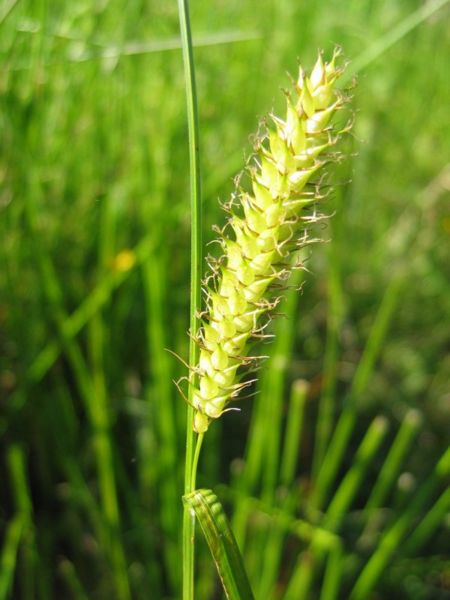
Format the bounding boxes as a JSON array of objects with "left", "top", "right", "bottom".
[
  {"left": 1, "top": 1, "right": 449, "bottom": 599},
  {"left": 184, "top": 490, "right": 254, "bottom": 600}
]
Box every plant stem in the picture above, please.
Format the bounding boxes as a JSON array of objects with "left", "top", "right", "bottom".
[
  {"left": 191, "top": 434, "right": 204, "bottom": 491},
  {"left": 177, "top": 0, "right": 202, "bottom": 599}
]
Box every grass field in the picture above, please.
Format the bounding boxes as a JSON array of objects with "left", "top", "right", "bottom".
[{"left": 1, "top": 1, "right": 450, "bottom": 598}]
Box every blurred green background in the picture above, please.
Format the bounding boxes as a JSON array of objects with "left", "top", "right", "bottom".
[{"left": 1, "top": 0, "right": 449, "bottom": 599}]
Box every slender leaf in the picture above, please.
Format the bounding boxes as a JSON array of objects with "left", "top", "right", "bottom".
[{"left": 183, "top": 489, "right": 255, "bottom": 600}]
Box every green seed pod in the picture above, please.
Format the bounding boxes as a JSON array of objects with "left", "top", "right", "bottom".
[{"left": 191, "top": 49, "right": 350, "bottom": 433}]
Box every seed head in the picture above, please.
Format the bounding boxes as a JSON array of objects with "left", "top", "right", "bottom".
[{"left": 190, "top": 49, "right": 350, "bottom": 433}]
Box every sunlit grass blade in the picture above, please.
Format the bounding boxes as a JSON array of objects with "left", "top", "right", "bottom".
[
  {"left": 177, "top": 0, "right": 203, "bottom": 597},
  {"left": 7, "top": 31, "right": 262, "bottom": 69},
  {"left": 0, "top": 0, "right": 18, "bottom": 25},
  {"left": 343, "top": 0, "right": 450, "bottom": 81},
  {"left": 183, "top": 489, "right": 255, "bottom": 600}
]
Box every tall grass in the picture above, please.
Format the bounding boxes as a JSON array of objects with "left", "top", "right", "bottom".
[{"left": 1, "top": 1, "right": 449, "bottom": 599}]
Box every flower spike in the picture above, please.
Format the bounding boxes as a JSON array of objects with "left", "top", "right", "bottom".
[{"left": 189, "top": 51, "right": 350, "bottom": 433}]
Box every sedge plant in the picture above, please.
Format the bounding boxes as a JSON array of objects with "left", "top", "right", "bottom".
[
  {"left": 177, "top": 1, "right": 351, "bottom": 590},
  {"left": 1, "top": 1, "right": 448, "bottom": 599}
]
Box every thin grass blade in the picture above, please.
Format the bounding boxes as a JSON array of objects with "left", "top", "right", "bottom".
[
  {"left": 0, "top": 515, "right": 23, "bottom": 600},
  {"left": 183, "top": 489, "right": 255, "bottom": 600}
]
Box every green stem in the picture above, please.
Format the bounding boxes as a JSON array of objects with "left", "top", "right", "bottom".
[
  {"left": 191, "top": 434, "right": 205, "bottom": 491},
  {"left": 177, "top": 1, "right": 202, "bottom": 599}
]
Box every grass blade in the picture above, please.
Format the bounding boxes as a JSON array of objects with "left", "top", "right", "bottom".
[
  {"left": 177, "top": 0, "right": 203, "bottom": 597},
  {"left": 350, "top": 446, "right": 450, "bottom": 599},
  {"left": 343, "top": 0, "right": 450, "bottom": 80},
  {"left": 365, "top": 409, "right": 422, "bottom": 512},
  {"left": 312, "top": 275, "right": 405, "bottom": 510},
  {"left": 320, "top": 541, "right": 344, "bottom": 600},
  {"left": 0, "top": 515, "right": 23, "bottom": 600},
  {"left": 184, "top": 489, "right": 255, "bottom": 600},
  {"left": 324, "top": 416, "right": 389, "bottom": 529},
  {"left": 403, "top": 485, "right": 450, "bottom": 556}
]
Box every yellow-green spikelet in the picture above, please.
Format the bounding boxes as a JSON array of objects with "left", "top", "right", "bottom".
[{"left": 192, "top": 50, "right": 348, "bottom": 433}]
